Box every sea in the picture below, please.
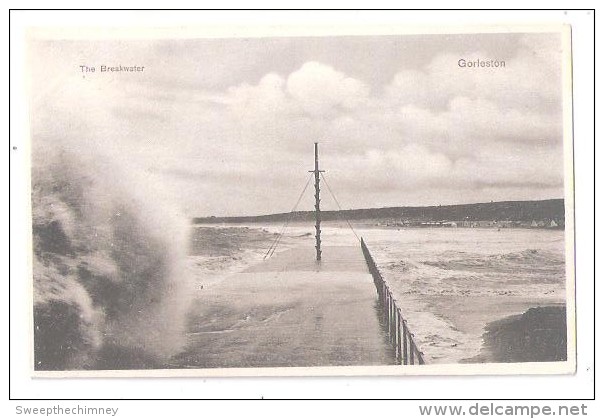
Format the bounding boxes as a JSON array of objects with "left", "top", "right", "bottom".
[
  {"left": 32, "top": 179, "right": 567, "bottom": 369},
  {"left": 187, "top": 223, "right": 567, "bottom": 365}
]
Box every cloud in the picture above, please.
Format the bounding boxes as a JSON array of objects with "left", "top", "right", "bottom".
[
  {"left": 226, "top": 73, "right": 288, "bottom": 113},
  {"left": 286, "top": 61, "right": 369, "bottom": 115},
  {"left": 29, "top": 34, "right": 565, "bottom": 216},
  {"left": 387, "top": 34, "right": 562, "bottom": 112}
]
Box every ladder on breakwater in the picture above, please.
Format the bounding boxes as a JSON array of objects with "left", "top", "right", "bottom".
[{"left": 361, "top": 238, "right": 426, "bottom": 365}]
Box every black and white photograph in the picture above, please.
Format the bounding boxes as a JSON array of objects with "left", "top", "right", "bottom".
[{"left": 26, "top": 25, "right": 575, "bottom": 375}]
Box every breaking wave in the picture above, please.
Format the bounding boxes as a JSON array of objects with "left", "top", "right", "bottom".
[
  {"left": 32, "top": 146, "right": 191, "bottom": 370},
  {"left": 421, "top": 249, "right": 565, "bottom": 278},
  {"left": 378, "top": 247, "right": 565, "bottom": 299}
]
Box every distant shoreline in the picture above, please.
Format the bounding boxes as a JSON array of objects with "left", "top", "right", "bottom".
[{"left": 193, "top": 199, "right": 565, "bottom": 229}]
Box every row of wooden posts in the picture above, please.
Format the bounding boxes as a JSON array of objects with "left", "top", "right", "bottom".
[{"left": 360, "top": 238, "right": 426, "bottom": 365}]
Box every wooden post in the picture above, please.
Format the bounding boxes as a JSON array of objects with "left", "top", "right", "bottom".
[
  {"left": 308, "top": 142, "right": 324, "bottom": 262},
  {"left": 386, "top": 292, "right": 391, "bottom": 340},
  {"left": 385, "top": 287, "right": 389, "bottom": 326},
  {"left": 389, "top": 297, "right": 393, "bottom": 344},
  {"left": 394, "top": 307, "right": 400, "bottom": 362},
  {"left": 402, "top": 320, "right": 408, "bottom": 365},
  {"left": 382, "top": 284, "right": 387, "bottom": 319},
  {"left": 410, "top": 338, "right": 415, "bottom": 365},
  {"left": 390, "top": 294, "right": 396, "bottom": 344},
  {"left": 386, "top": 293, "right": 390, "bottom": 341},
  {"left": 391, "top": 296, "right": 395, "bottom": 344},
  {"left": 396, "top": 308, "right": 402, "bottom": 364}
]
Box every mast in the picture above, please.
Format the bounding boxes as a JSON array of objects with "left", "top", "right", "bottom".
[{"left": 309, "top": 142, "right": 324, "bottom": 261}]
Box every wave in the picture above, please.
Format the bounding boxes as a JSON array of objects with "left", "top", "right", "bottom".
[
  {"left": 378, "top": 247, "right": 565, "bottom": 299},
  {"left": 421, "top": 249, "right": 565, "bottom": 278},
  {"left": 32, "top": 146, "right": 191, "bottom": 370}
]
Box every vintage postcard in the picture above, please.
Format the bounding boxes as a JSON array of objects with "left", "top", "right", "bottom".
[{"left": 26, "top": 24, "right": 575, "bottom": 376}]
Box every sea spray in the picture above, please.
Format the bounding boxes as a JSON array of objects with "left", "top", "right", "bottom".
[{"left": 32, "top": 145, "right": 192, "bottom": 370}]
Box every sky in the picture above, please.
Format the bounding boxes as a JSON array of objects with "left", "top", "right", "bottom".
[{"left": 28, "top": 31, "right": 566, "bottom": 217}]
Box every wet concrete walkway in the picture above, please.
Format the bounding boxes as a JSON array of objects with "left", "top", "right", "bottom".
[{"left": 175, "top": 246, "right": 394, "bottom": 368}]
